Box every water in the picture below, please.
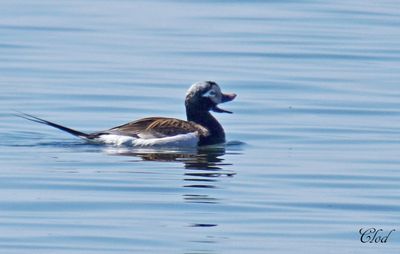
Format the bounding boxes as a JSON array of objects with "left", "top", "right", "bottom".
[{"left": 1, "top": 0, "right": 400, "bottom": 253}]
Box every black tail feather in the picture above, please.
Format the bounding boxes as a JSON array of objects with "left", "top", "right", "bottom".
[{"left": 15, "top": 112, "right": 91, "bottom": 139}]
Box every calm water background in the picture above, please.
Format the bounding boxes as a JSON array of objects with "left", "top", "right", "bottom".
[{"left": 1, "top": 0, "right": 400, "bottom": 253}]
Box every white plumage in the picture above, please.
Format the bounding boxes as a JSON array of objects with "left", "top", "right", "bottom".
[{"left": 97, "top": 132, "right": 199, "bottom": 147}]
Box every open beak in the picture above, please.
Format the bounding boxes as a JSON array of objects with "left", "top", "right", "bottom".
[{"left": 212, "top": 93, "right": 237, "bottom": 114}]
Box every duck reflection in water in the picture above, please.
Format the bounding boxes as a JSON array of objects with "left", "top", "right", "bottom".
[{"left": 103, "top": 145, "right": 237, "bottom": 203}]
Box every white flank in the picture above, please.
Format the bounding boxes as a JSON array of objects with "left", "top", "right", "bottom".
[{"left": 97, "top": 132, "right": 199, "bottom": 147}]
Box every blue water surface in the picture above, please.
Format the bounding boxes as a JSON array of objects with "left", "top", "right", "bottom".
[{"left": 1, "top": 0, "right": 400, "bottom": 253}]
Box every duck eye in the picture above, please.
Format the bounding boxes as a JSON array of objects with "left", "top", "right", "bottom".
[{"left": 203, "top": 90, "right": 216, "bottom": 98}]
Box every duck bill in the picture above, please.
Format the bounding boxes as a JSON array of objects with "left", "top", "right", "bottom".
[
  {"left": 212, "top": 92, "right": 237, "bottom": 114},
  {"left": 221, "top": 93, "right": 237, "bottom": 103}
]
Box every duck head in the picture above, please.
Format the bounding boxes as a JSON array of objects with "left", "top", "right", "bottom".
[{"left": 185, "top": 81, "right": 236, "bottom": 114}]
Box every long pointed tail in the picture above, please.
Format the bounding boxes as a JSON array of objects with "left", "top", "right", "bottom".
[{"left": 15, "top": 112, "right": 92, "bottom": 139}]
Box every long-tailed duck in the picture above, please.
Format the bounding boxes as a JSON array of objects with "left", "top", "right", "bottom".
[{"left": 17, "top": 81, "right": 236, "bottom": 147}]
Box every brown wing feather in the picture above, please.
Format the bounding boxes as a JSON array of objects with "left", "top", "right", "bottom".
[{"left": 101, "top": 117, "right": 209, "bottom": 138}]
